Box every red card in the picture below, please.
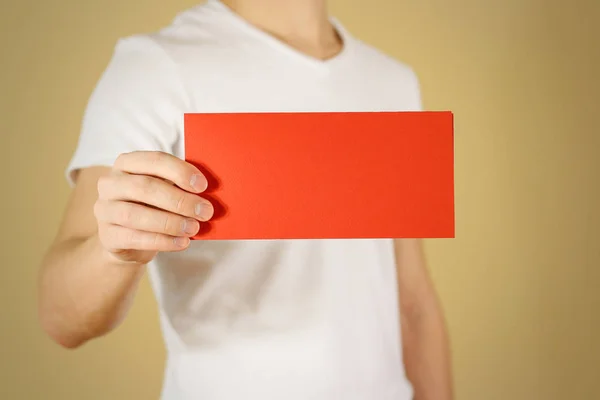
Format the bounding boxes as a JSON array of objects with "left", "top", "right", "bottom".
[{"left": 184, "top": 111, "right": 454, "bottom": 240}]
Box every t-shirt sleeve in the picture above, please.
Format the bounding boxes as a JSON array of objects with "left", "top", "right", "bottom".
[{"left": 65, "top": 35, "right": 189, "bottom": 186}]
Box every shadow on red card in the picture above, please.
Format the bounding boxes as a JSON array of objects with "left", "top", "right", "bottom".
[{"left": 188, "top": 161, "right": 228, "bottom": 236}]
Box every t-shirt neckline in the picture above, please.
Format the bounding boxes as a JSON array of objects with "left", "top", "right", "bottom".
[{"left": 206, "top": 0, "right": 353, "bottom": 70}]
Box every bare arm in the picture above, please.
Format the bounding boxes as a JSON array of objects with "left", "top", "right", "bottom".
[
  {"left": 37, "top": 152, "right": 212, "bottom": 348},
  {"left": 38, "top": 166, "right": 144, "bottom": 348},
  {"left": 395, "top": 239, "right": 453, "bottom": 400}
]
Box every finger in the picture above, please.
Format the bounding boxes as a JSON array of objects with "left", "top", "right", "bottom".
[
  {"left": 97, "top": 174, "right": 214, "bottom": 221},
  {"left": 99, "top": 224, "right": 191, "bottom": 252},
  {"left": 95, "top": 200, "right": 200, "bottom": 237},
  {"left": 113, "top": 151, "right": 208, "bottom": 193}
]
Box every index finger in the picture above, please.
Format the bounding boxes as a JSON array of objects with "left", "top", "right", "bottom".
[{"left": 114, "top": 151, "right": 208, "bottom": 193}]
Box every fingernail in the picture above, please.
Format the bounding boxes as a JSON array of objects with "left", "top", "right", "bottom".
[
  {"left": 195, "top": 201, "right": 214, "bottom": 221},
  {"left": 174, "top": 237, "right": 189, "bottom": 248},
  {"left": 182, "top": 219, "right": 199, "bottom": 235},
  {"left": 190, "top": 174, "right": 207, "bottom": 192}
]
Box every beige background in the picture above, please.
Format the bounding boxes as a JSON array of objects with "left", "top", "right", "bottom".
[{"left": 1, "top": 0, "right": 599, "bottom": 398}]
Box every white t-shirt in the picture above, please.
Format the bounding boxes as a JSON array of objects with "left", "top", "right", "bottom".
[{"left": 67, "top": 1, "right": 423, "bottom": 399}]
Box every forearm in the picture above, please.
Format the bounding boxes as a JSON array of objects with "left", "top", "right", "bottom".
[
  {"left": 38, "top": 234, "right": 145, "bottom": 348},
  {"left": 401, "top": 302, "right": 453, "bottom": 400}
]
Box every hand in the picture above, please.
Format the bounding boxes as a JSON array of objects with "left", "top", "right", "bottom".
[{"left": 93, "top": 151, "right": 213, "bottom": 264}]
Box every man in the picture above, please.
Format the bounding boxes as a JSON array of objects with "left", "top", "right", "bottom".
[{"left": 38, "top": 0, "right": 453, "bottom": 399}]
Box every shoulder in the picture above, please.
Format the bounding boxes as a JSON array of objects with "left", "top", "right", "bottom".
[
  {"left": 108, "top": 2, "right": 224, "bottom": 67},
  {"left": 82, "top": 8, "right": 220, "bottom": 137},
  {"left": 351, "top": 37, "right": 420, "bottom": 85}
]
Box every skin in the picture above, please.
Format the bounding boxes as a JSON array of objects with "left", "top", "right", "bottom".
[
  {"left": 38, "top": 153, "right": 213, "bottom": 347},
  {"left": 37, "top": 1, "right": 453, "bottom": 399},
  {"left": 395, "top": 239, "right": 454, "bottom": 400}
]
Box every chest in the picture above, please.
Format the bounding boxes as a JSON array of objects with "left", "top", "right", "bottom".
[{"left": 174, "top": 47, "right": 416, "bottom": 113}]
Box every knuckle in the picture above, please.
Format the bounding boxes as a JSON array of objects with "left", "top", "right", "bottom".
[
  {"left": 97, "top": 225, "right": 107, "bottom": 242},
  {"left": 123, "top": 227, "right": 140, "bottom": 246},
  {"left": 132, "top": 175, "right": 155, "bottom": 198},
  {"left": 174, "top": 192, "right": 188, "bottom": 214},
  {"left": 96, "top": 176, "right": 109, "bottom": 196},
  {"left": 153, "top": 233, "right": 162, "bottom": 247},
  {"left": 98, "top": 225, "right": 118, "bottom": 250},
  {"left": 114, "top": 152, "right": 130, "bottom": 170},
  {"left": 147, "top": 151, "right": 165, "bottom": 166},
  {"left": 117, "top": 202, "right": 136, "bottom": 225},
  {"left": 162, "top": 215, "right": 172, "bottom": 234},
  {"left": 93, "top": 200, "right": 103, "bottom": 220}
]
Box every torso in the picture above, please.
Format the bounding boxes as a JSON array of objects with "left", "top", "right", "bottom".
[{"left": 131, "top": 1, "right": 421, "bottom": 398}]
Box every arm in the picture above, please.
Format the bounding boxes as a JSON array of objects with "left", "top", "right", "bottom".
[
  {"left": 38, "top": 166, "right": 142, "bottom": 349},
  {"left": 395, "top": 238, "right": 454, "bottom": 400},
  {"left": 37, "top": 37, "right": 207, "bottom": 348},
  {"left": 38, "top": 154, "right": 211, "bottom": 349}
]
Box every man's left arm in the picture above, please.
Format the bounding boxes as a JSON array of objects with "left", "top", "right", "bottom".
[{"left": 394, "top": 238, "right": 454, "bottom": 400}]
